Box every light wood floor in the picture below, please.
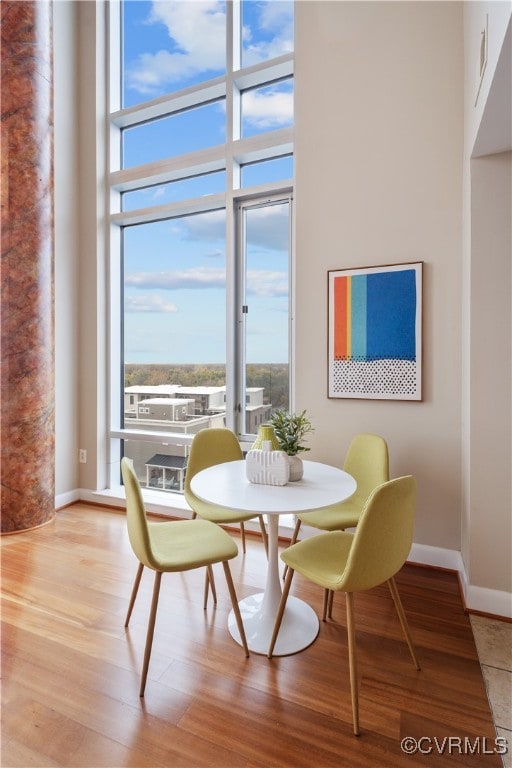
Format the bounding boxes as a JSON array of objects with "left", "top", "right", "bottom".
[{"left": 1, "top": 503, "right": 502, "bottom": 767}]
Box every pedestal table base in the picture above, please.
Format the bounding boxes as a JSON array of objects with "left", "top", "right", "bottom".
[{"left": 228, "top": 592, "right": 319, "bottom": 656}]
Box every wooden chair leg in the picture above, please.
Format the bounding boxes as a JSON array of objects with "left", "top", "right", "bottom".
[
  {"left": 203, "top": 569, "right": 209, "bottom": 610},
  {"left": 140, "top": 570, "right": 162, "bottom": 697},
  {"left": 388, "top": 577, "right": 421, "bottom": 670},
  {"left": 222, "top": 561, "right": 249, "bottom": 658},
  {"left": 203, "top": 565, "right": 218, "bottom": 610},
  {"left": 346, "top": 591, "right": 360, "bottom": 736},
  {"left": 209, "top": 565, "right": 218, "bottom": 603},
  {"left": 240, "top": 522, "right": 246, "bottom": 554},
  {"left": 322, "top": 589, "right": 329, "bottom": 621},
  {"left": 258, "top": 515, "right": 269, "bottom": 557},
  {"left": 268, "top": 567, "right": 294, "bottom": 658},
  {"left": 125, "top": 562, "right": 144, "bottom": 628},
  {"left": 328, "top": 589, "right": 334, "bottom": 619},
  {"left": 283, "top": 518, "right": 302, "bottom": 580}
]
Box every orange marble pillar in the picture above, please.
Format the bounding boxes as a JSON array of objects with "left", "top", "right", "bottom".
[{"left": 1, "top": 1, "right": 55, "bottom": 532}]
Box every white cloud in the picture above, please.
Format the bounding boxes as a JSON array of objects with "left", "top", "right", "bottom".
[
  {"left": 126, "top": 1, "right": 226, "bottom": 95},
  {"left": 245, "top": 204, "right": 289, "bottom": 251},
  {"left": 243, "top": 86, "right": 293, "bottom": 129},
  {"left": 259, "top": 1, "right": 294, "bottom": 32},
  {"left": 242, "top": 1, "right": 294, "bottom": 66},
  {"left": 246, "top": 270, "right": 288, "bottom": 298},
  {"left": 126, "top": 1, "right": 294, "bottom": 96},
  {"left": 125, "top": 293, "right": 178, "bottom": 313},
  {"left": 174, "top": 205, "right": 289, "bottom": 252},
  {"left": 126, "top": 266, "right": 226, "bottom": 290},
  {"left": 177, "top": 209, "right": 225, "bottom": 242},
  {"left": 125, "top": 265, "right": 287, "bottom": 297}
]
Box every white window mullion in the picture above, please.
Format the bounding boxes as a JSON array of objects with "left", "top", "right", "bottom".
[
  {"left": 108, "top": 0, "right": 295, "bottom": 492},
  {"left": 225, "top": 0, "right": 240, "bottom": 433}
]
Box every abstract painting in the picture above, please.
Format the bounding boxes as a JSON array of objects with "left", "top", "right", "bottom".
[{"left": 328, "top": 262, "right": 423, "bottom": 400}]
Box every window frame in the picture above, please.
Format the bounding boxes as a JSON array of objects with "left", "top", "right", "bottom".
[
  {"left": 235, "top": 191, "right": 294, "bottom": 442},
  {"left": 107, "top": 0, "right": 294, "bottom": 491}
]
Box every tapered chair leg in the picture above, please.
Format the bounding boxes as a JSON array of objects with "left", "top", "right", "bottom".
[
  {"left": 222, "top": 562, "right": 249, "bottom": 657},
  {"left": 258, "top": 515, "right": 269, "bottom": 557},
  {"left": 268, "top": 567, "right": 294, "bottom": 657},
  {"left": 387, "top": 577, "right": 421, "bottom": 670},
  {"left": 345, "top": 591, "right": 360, "bottom": 736},
  {"left": 240, "top": 522, "right": 246, "bottom": 553},
  {"left": 322, "top": 589, "right": 335, "bottom": 621},
  {"left": 322, "top": 589, "right": 329, "bottom": 622},
  {"left": 282, "top": 518, "right": 302, "bottom": 580},
  {"left": 203, "top": 565, "right": 218, "bottom": 610},
  {"left": 327, "top": 589, "right": 334, "bottom": 619},
  {"left": 125, "top": 562, "right": 144, "bottom": 628},
  {"left": 203, "top": 570, "right": 209, "bottom": 610},
  {"left": 140, "top": 571, "right": 162, "bottom": 697}
]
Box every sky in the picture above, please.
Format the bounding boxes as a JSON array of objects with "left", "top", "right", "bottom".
[{"left": 121, "top": 0, "right": 294, "bottom": 366}]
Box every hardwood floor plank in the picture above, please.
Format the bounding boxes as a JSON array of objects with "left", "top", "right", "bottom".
[{"left": 1, "top": 505, "right": 503, "bottom": 767}]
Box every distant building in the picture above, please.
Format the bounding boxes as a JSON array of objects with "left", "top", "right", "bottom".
[
  {"left": 123, "top": 383, "right": 273, "bottom": 492},
  {"left": 172, "top": 386, "right": 226, "bottom": 415},
  {"left": 124, "top": 385, "right": 179, "bottom": 415},
  {"left": 135, "top": 397, "right": 195, "bottom": 422},
  {"left": 124, "top": 384, "right": 271, "bottom": 433}
]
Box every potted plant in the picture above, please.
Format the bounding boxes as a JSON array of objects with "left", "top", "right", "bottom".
[{"left": 270, "top": 409, "right": 314, "bottom": 480}]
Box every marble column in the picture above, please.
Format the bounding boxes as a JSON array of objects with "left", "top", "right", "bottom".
[{"left": 1, "top": 1, "right": 55, "bottom": 532}]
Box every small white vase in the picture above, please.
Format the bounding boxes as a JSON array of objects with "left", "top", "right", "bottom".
[
  {"left": 287, "top": 455, "right": 303, "bottom": 481},
  {"left": 245, "top": 448, "right": 290, "bottom": 486}
]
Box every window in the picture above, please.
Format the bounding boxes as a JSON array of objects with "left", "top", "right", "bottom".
[
  {"left": 109, "top": 0, "right": 294, "bottom": 493},
  {"left": 241, "top": 78, "right": 294, "bottom": 139}
]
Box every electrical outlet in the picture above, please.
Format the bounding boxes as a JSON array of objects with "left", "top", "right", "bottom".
[{"left": 79, "top": 449, "right": 87, "bottom": 463}]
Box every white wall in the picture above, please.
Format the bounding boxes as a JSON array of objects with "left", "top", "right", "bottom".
[
  {"left": 77, "top": 0, "right": 109, "bottom": 493},
  {"left": 54, "top": 0, "right": 108, "bottom": 499},
  {"left": 464, "top": 2, "right": 512, "bottom": 156},
  {"left": 467, "top": 152, "right": 511, "bottom": 602},
  {"left": 54, "top": 1, "right": 79, "bottom": 499},
  {"left": 294, "top": 1, "right": 464, "bottom": 550},
  {"left": 53, "top": 0, "right": 511, "bottom": 614},
  {"left": 462, "top": 2, "right": 512, "bottom": 610}
]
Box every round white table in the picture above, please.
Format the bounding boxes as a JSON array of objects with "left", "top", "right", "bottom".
[{"left": 190, "top": 459, "right": 356, "bottom": 656}]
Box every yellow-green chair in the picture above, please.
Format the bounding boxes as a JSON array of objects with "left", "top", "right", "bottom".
[
  {"left": 283, "top": 433, "right": 389, "bottom": 607},
  {"left": 185, "top": 428, "right": 269, "bottom": 556},
  {"left": 268, "top": 476, "right": 420, "bottom": 736},
  {"left": 121, "top": 457, "right": 249, "bottom": 697}
]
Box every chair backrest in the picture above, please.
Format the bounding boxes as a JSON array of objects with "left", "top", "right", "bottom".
[
  {"left": 343, "top": 433, "right": 389, "bottom": 507},
  {"left": 184, "top": 428, "right": 243, "bottom": 503},
  {"left": 121, "top": 457, "right": 158, "bottom": 570},
  {"left": 338, "top": 475, "right": 416, "bottom": 593}
]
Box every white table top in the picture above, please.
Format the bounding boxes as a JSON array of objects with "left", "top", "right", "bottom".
[{"left": 190, "top": 459, "right": 356, "bottom": 515}]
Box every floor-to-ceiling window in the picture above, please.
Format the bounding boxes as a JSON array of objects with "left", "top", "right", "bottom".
[{"left": 108, "top": 1, "right": 294, "bottom": 492}]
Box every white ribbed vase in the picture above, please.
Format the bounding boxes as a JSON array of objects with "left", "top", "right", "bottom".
[{"left": 287, "top": 455, "right": 304, "bottom": 481}]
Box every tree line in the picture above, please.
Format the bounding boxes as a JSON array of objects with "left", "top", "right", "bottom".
[{"left": 125, "top": 363, "right": 290, "bottom": 410}]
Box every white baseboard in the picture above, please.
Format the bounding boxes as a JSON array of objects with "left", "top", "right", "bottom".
[
  {"left": 55, "top": 489, "right": 81, "bottom": 508},
  {"left": 75, "top": 486, "right": 193, "bottom": 517},
  {"left": 463, "top": 582, "right": 512, "bottom": 618},
  {"left": 57, "top": 489, "right": 511, "bottom": 619},
  {"left": 409, "top": 541, "right": 465, "bottom": 572},
  {"left": 409, "top": 542, "right": 511, "bottom": 619}
]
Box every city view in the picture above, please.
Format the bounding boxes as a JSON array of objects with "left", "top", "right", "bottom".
[
  {"left": 119, "top": 2, "right": 294, "bottom": 494},
  {"left": 123, "top": 363, "right": 289, "bottom": 492}
]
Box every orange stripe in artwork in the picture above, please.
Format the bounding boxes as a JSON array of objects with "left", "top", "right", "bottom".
[{"left": 334, "top": 276, "right": 348, "bottom": 359}]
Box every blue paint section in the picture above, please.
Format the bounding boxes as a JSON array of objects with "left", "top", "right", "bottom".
[
  {"left": 351, "top": 274, "right": 367, "bottom": 360},
  {"left": 366, "top": 269, "right": 417, "bottom": 360}
]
